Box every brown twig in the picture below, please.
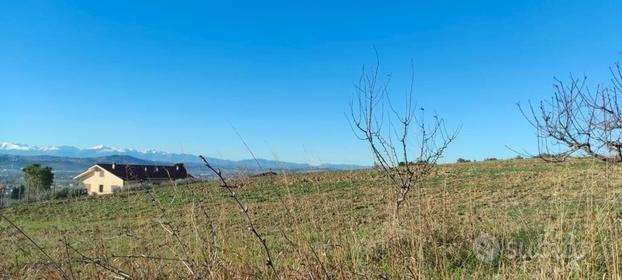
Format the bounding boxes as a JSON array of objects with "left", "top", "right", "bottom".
[
  {"left": 111, "top": 254, "right": 191, "bottom": 262},
  {"left": 519, "top": 62, "right": 622, "bottom": 163},
  {"left": 64, "top": 240, "right": 132, "bottom": 279},
  {"left": 199, "top": 155, "right": 277, "bottom": 276},
  {"left": 0, "top": 212, "right": 69, "bottom": 279},
  {"left": 146, "top": 190, "right": 195, "bottom": 275},
  {"left": 349, "top": 50, "right": 458, "bottom": 216}
]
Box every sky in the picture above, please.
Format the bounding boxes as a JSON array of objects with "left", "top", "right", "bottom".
[{"left": 1, "top": 0, "right": 621, "bottom": 165}]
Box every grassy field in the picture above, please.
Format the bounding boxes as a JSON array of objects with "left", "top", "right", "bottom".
[{"left": 1, "top": 158, "right": 621, "bottom": 279}]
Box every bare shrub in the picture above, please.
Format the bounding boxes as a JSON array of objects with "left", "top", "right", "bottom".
[
  {"left": 519, "top": 61, "right": 622, "bottom": 162},
  {"left": 349, "top": 53, "right": 458, "bottom": 216}
]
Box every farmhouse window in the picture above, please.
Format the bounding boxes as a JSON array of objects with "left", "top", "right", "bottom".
[{"left": 99, "top": 185, "right": 104, "bottom": 193}]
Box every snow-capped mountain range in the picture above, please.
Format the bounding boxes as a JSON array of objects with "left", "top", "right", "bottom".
[
  {"left": 0, "top": 142, "right": 365, "bottom": 170},
  {"left": 0, "top": 142, "right": 201, "bottom": 163}
]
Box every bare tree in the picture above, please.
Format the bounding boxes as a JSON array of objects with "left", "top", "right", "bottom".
[
  {"left": 349, "top": 53, "right": 458, "bottom": 216},
  {"left": 519, "top": 61, "right": 622, "bottom": 163}
]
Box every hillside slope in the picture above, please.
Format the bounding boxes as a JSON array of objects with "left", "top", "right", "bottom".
[{"left": 0, "top": 159, "right": 621, "bottom": 279}]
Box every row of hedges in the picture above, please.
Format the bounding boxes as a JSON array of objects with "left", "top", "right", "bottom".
[{"left": 8, "top": 186, "right": 87, "bottom": 202}]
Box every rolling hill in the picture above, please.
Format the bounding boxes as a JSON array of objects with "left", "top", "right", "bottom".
[
  {"left": 0, "top": 143, "right": 366, "bottom": 185},
  {"left": 0, "top": 159, "right": 618, "bottom": 278}
]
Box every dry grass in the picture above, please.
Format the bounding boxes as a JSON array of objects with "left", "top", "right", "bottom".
[{"left": 1, "top": 158, "right": 621, "bottom": 279}]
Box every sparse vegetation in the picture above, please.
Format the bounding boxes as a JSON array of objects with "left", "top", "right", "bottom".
[
  {"left": 2, "top": 2, "right": 618, "bottom": 279},
  {"left": 0, "top": 158, "right": 620, "bottom": 279},
  {"left": 52, "top": 187, "right": 88, "bottom": 199}
]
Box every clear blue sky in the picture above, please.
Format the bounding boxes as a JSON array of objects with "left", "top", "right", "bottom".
[{"left": 1, "top": 0, "right": 621, "bottom": 165}]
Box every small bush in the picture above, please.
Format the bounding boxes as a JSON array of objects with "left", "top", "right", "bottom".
[
  {"left": 10, "top": 185, "right": 25, "bottom": 200},
  {"left": 533, "top": 153, "right": 554, "bottom": 159},
  {"left": 456, "top": 158, "right": 471, "bottom": 163},
  {"left": 112, "top": 187, "right": 125, "bottom": 194},
  {"left": 52, "top": 187, "right": 88, "bottom": 199},
  {"left": 53, "top": 187, "right": 70, "bottom": 199},
  {"left": 10, "top": 187, "right": 87, "bottom": 203},
  {"left": 113, "top": 183, "right": 153, "bottom": 195},
  {"left": 69, "top": 188, "right": 88, "bottom": 197},
  {"left": 35, "top": 192, "right": 54, "bottom": 201},
  {"left": 484, "top": 158, "right": 498, "bottom": 161}
]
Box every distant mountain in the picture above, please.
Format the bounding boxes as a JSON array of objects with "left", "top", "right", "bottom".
[
  {"left": 0, "top": 154, "right": 367, "bottom": 186},
  {"left": 0, "top": 154, "right": 159, "bottom": 172},
  {"left": 0, "top": 142, "right": 367, "bottom": 182},
  {"left": 0, "top": 142, "right": 201, "bottom": 163}
]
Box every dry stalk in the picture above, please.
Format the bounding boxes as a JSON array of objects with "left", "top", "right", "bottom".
[
  {"left": 61, "top": 235, "right": 77, "bottom": 280},
  {"left": 146, "top": 190, "right": 195, "bottom": 275},
  {"left": 64, "top": 241, "right": 132, "bottom": 279},
  {"left": 199, "top": 155, "right": 277, "bottom": 276},
  {"left": 0, "top": 212, "right": 69, "bottom": 279}
]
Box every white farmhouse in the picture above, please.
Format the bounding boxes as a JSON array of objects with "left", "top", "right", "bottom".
[{"left": 74, "top": 163, "right": 189, "bottom": 195}]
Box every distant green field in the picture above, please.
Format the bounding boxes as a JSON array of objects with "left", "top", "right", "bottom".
[{"left": 1, "top": 158, "right": 621, "bottom": 279}]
